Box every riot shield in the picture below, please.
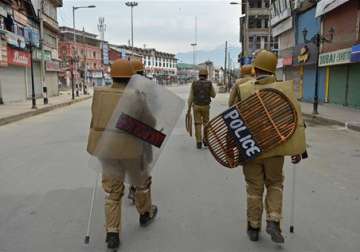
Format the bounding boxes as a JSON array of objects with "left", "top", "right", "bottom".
[
  {"left": 88, "top": 74, "right": 185, "bottom": 176},
  {"left": 205, "top": 88, "right": 298, "bottom": 168}
]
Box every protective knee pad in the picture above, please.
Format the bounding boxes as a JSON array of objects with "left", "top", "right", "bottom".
[{"left": 104, "top": 182, "right": 125, "bottom": 202}]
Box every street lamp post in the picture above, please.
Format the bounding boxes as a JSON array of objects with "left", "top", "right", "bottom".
[
  {"left": 72, "top": 5, "right": 96, "bottom": 100},
  {"left": 25, "top": 38, "right": 37, "bottom": 109},
  {"left": 125, "top": 1, "right": 138, "bottom": 48},
  {"left": 303, "top": 27, "right": 335, "bottom": 114}
]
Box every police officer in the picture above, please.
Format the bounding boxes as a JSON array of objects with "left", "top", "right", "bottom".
[
  {"left": 228, "top": 50, "right": 304, "bottom": 243},
  {"left": 87, "top": 59, "right": 158, "bottom": 250},
  {"left": 228, "top": 64, "right": 255, "bottom": 107},
  {"left": 188, "top": 69, "right": 216, "bottom": 149}
]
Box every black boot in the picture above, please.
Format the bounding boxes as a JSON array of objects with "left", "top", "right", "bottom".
[
  {"left": 128, "top": 186, "right": 136, "bottom": 204},
  {"left": 106, "top": 232, "right": 120, "bottom": 249},
  {"left": 247, "top": 224, "right": 260, "bottom": 242},
  {"left": 140, "top": 205, "right": 158, "bottom": 227},
  {"left": 196, "top": 142, "right": 202, "bottom": 149},
  {"left": 266, "top": 221, "right": 284, "bottom": 243},
  {"left": 203, "top": 139, "right": 208, "bottom": 147}
]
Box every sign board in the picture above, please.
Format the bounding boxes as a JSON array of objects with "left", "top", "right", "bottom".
[
  {"left": 293, "top": 43, "right": 318, "bottom": 65},
  {"left": 45, "top": 61, "right": 60, "bottom": 72},
  {"left": 351, "top": 44, "right": 360, "bottom": 63},
  {"left": 24, "top": 27, "right": 40, "bottom": 48},
  {"left": 102, "top": 42, "right": 109, "bottom": 65},
  {"left": 318, "top": 48, "right": 352, "bottom": 67},
  {"left": 6, "top": 31, "right": 26, "bottom": 49},
  {"left": 7, "top": 47, "right": 31, "bottom": 67},
  {"left": 33, "top": 49, "right": 51, "bottom": 61}
]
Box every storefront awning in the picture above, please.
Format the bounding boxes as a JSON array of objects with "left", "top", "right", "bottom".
[
  {"left": 315, "top": 0, "right": 350, "bottom": 17},
  {"left": 351, "top": 44, "right": 360, "bottom": 63}
]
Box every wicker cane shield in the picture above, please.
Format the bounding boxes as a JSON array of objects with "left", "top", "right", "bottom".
[{"left": 204, "top": 88, "right": 298, "bottom": 168}]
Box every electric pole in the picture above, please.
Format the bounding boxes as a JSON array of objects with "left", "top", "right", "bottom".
[
  {"left": 125, "top": 2, "right": 138, "bottom": 48},
  {"left": 224, "top": 41, "right": 228, "bottom": 88},
  {"left": 190, "top": 16, "right": 198, "bottom": 66},
  {"left": 98, "top": 17, "right": 106, "bottom": 86},
  {"left": 39, "top": 0, "right": 48, "bottom": 104}
]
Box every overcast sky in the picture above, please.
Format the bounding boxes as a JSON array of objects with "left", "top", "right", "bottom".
[{"left": 59, "top": 0, "right": 242, "bottom": 54}]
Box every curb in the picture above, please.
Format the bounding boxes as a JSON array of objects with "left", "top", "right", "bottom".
[
  {"left": 0, "top": 95, "right": 92, "bottom": 127},
  {"left": 303, "top": 113, "right": 360, "bottom": 132}
]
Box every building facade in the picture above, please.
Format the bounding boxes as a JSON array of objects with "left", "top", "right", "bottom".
[
  {"left": 240, "top": 0, "right": 278, "bottom": 64},
  {"left": 271, "top": 0, "right": 360, "bottom": 108},
  {"left": 112, "top": 45, "right": 177, "bottom": 83},
  {"left": 0, "top": 0, "right": 40, "bottom": 103},
  {"left": 58, "top": 26, "right": 106, "bottom": 87},
  {"left": 0, "top": 0, "right": 61, "bottom": 103},
  {"left": 31, "top": 0, "right": 62, "bottom": 96}
]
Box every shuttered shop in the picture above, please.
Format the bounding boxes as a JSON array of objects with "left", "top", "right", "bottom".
[
  {"left": 302, "top": 66, "right": 326, "bottom": 103},
  {"left": 0, "top": 66, "right": 26, "bottom": 102},
  {"left": 328, "top": 65, "right": 347, "bottom": 105},
  {"left": 347, "top": 63, "right": 360, "bottom": 108}
]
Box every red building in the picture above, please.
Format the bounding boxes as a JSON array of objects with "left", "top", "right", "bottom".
[{"left": 58, "top": 26, "right": 106, "bottom": 87}]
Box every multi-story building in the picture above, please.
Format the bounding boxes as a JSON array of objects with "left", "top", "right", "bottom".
[
  {"left": 58, "top": 26, "right": 106, "bottom": 87},
  {"left": 0, "top": 0, "right": 40, "bottom": 103},
  {"left": 241, "top": 0, "right": 277, "bottom": 62},
  {"left": 112, "top": 45, "right": 177, "bottom": 82},
  {"left": 176, "top": 63, "right": 198, "bottom": 84},
  {"left": 0, "top": 0, "right": 61, "bottom": 103},
  {"left": 31, "top": 0, "right": 63, "bottom": 96},
  {"left": 271, "top": 0, "right": 360, "bottom": 108}
]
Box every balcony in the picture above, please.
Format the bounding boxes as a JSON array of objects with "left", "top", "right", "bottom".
[
  {"left": 43, "top": 14, "right": 59, "bottom": 32},
  {"left": 248, "top": 28, "right": 271, "bottom": 36},
  {"left": 248, "top": 8, "right": 270, "bottom": 17}
]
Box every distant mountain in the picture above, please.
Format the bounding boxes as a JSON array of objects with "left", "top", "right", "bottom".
[{"left": 176, "top": 44, "right": 242, "bottom": 68}]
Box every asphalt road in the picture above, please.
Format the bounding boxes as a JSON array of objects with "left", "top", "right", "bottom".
[{"left": 0, "top": 84, "right": 360, "bottom": 252}]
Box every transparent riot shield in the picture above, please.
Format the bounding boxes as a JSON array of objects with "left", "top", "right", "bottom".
[{"left": 89, "top": 74, "right": 185, "bottom": 176}]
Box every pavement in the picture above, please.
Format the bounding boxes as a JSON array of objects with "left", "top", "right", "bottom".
[
  {"left": 214, "top": 89, "right": 360, "bottom": 132},
  {"left": 0, "top": 89, "right": 93, "bottom": 126},
  {"left": 0, "top": 84, "right": 360, "bottom": 252}
]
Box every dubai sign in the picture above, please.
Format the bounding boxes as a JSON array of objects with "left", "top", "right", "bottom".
[{"left": 318, "top": 48, "right": 351, "bottom": 67}]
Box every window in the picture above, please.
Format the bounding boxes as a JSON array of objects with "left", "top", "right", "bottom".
[
  {"left": 248, "top": 16, "right": 256, "bottom": 28},
  {"left": 256, "top": 37, "right": 261, "bottom": 49},
  {"left": 93, "top": 52, "right": 96, "bottom": 58},
  {"left": 256, "top": 19, "right": 262, "bottom": 28},
  {"left": 44, "top": 32, "right": 57, "bottom": 48},
  {"left": 257, "top": 0, "right": 262, "bottom": 8}
]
